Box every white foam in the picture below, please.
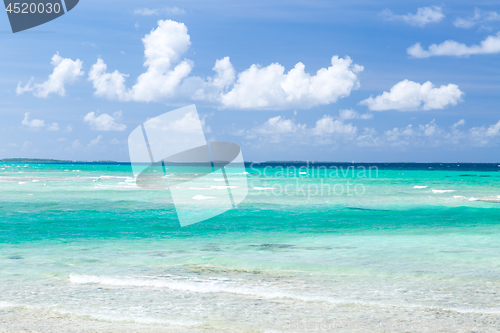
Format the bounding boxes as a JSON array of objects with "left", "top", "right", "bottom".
[
  {"left": 432, "top": 189, "right": 455, "bottom": 194},
  {"left": 68, "top": 274, "right": 500, "bottom": 315},
  {"left": 69, "top": 274, "right": 340, "bottom": 304},
  {"left": 210, "top": 185, "right": 237, "bottom": 189},
  {"left": 192, "top": 195, "right": 216, "bottom": 200},
  {"left": 18, "top": 182, "right": 26, "bottom": 185},
  {"left": 0, "top": 301, "right": 16, "bottom": 308},
  {"left": 454, "top": 195, "right": 500, "bottom": 203},
  {"left": 413, "top": 186, "right": 427, "bottom": 189}
]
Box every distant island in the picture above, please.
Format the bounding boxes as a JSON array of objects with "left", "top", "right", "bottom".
[{"left": 0, "top": 158, "right": 125, "bottom": 164}]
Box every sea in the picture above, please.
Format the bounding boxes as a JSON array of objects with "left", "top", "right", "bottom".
[{"left": 0, "top": 162, "right": 499, "bottom": 332}]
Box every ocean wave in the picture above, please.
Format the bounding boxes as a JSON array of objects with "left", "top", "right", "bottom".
[
  {"left": 69, "top": 273, "right": 339, "bottom": 304},
  {"left": 192, "top": 195, "right": 216, "bottom": 200},
  {"left": 67, "top": 274, "right": 500, "bottom": 315},
  {"left": 210, "top": 185, "right": 237, "bottom": 189},
  {"left": 0, "top": 301, "right": 16, "bottom": 308},
  {"left": 432, "top": 189, "right": 455, "bottom": 194},
  {"left": 187, "top": 186, "right": 237, "bottom": 190},
  {"left": 413, "top": 186, "right": 427, "bottom": 189},
  {"left": 454, "top": 195, "right": 500, "bottom": 203}
]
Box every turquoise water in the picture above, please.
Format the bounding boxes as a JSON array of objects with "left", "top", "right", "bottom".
[{"left": 1, "top": 163, "right": 500, "bottom": 332}]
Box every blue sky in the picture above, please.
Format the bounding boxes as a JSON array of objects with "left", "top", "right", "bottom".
[{"left": 1, "top": 0, "right": 500, "bottom": 162}]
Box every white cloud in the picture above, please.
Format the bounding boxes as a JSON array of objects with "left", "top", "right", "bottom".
[
  {"left": 190, "top": 57, "right": 236, "bottom": 102},
  {"left": 22, "top": 113, "right": 45, "bottom": 129},
  {"left": 238, "top": 115, "right": 357, "bottom": 145},
  {"left": 382, "top": 6, "right": 445, "bottom": 27},
  {"left": 235, "top": 116, "right": 500, "bottom": 148},
  {"left": 134, "top": 7, "right": 185, "bottom": 16},
  {"left": 89, "top": 20, "right": 363, "bottom": 110},
  {"left": 408, "top": 32, "right": 500, "bottom": 58},
  {"left": 454, "top": 8, "right": 500, "bottom": 29},
  {"left": 382, "top": 119, "right": 454, "bottom": 147},
  {"left": 89, "top": 20, "right": 193, "bottom": 102},
  {"left": 254, "top": 116, "right": 305, "bottom": 134},
  {"left": 47, "top": 123, "right": 60, "bottom": 131},
  {"left": 17, "top": 53, "right": 84, "bottom": 98},
  {"left": 339, "top": 109, "right": 373, "bottom": 120},
  {"left": 368, "top": 119, "right": 500, "bottom": 147},
  {"left": 452, "top": 119, "right": 465, "bottom": 128},
  {"left": 469, "top": 120, "right": 500, "bottom": 145},
  {"left": 64, "top": 124, "right": 73, "bottom": 133},
  {"left": 312, "top": 116, "right": 357, "bottom": 136},
  {"left": 89, "top": 135, "right": 103, "bottom": 146},
  {"left": 359, "top": 80, "right": 464, "bottom": 111},
  {"left": 385, "top": 124, "right": 415, "bottom": 142},
  {"left": 218, "top": 56, "right": 363, "bottom": 110},
  {"left": 84, "top": 111, "right": 127, "bottom": 131},
  {"left": 110, "top": 138, "right": 120, "bottom": 144},
  {"left": 157, "top": 110, "right": 206, "bottom": 133},
  {"left": 357, "top": 127, "right": 380, "bottom": 147}
]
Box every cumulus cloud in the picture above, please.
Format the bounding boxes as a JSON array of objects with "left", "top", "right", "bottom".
[
  {"left": 380, "top": 119, "right": 500, "bottom": 147},
  {"left": 408, "top": 32, "right": 500, "bottom": 58},
  {"left": 134, "top": 7, "right": 185, "bottom": 16},
  {"left": 17, "top": 53, "right": 84, "bottom": 98},
  {"left": 454, "top": 8, "right": 500, "bottom": 29},
  {"left": 382, "top": 6, "right": 445, "bottom": 27},
  {"left": 254, "top": 116, "right": 306, "bottom": 134},
  {"left": 359, "top": 80, "right": 464, "bottom": 111},
  {"left": 217, "top": 56, "right": 363, "bottom": 110},
  {"left": 88, "top": 20, "right": 193, "bottom": 102},
  {"left": 236, "top": 114, "right": 357, "bottom": 145},
  {"left": 22, "top": 113, "right": 45, "bottom": 129},
  {"left": 89, "top": 20, "right": 363, "bottom": 110},
  {"left": 312, "top": 116, "right": 357, "bottom": 136},
  {"left": 84, "top": 111, "right": 127, "bottom": 131},
  {"left": 234, "top": 115, "right": 500, "bottom": 148},
  {"left": 469, "top": 120, "right": 500, "bottom": 145},
  {"left": 381, "top": 120, "right": 458, "bottom": 147}
]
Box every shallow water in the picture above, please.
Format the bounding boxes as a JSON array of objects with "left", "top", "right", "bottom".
[{"left": 1, "top": 162, "right": 499, "bottom": 332}]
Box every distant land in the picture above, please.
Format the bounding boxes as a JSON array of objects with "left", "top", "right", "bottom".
[{"left": 0, "top": 158, "right": 126, "bottom": 164}]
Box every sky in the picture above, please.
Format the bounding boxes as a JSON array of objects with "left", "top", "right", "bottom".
[{"left": 1, "top": 0, "right": 500, "bottom": 162}]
